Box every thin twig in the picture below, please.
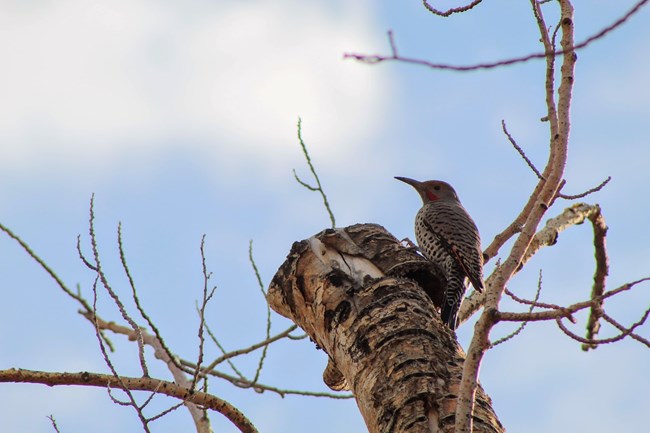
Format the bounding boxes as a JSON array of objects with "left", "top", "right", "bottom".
[
  {"left": 76, "top": 235, "right": 98, "bottom": 271},
  {"left": 555, "top": 304, "right": 650, "bottom": 348},
  {"left": 0, "top": 222, "right": 93, "bottom": 313},
  {"left": 293, "top": 117, "right": 336, "bottom": 228},
  {"left": 203, "top": 325, "right": 299, "bottom": 373},
  {"left": 505, "top": 288, "right": 562, "bottom": 311},
  {"left": 498, "top": 278, "right": 650, "bottom": 323},
  {"left": 502, "top": 120, "right": 544, "bottom": 180},
  {"left": 140, "top": 383, "right": 163, "bottom": 411},
  {"left": 192, "top": 235, "right": 217, "bottom": 391},
  {"left": 248, "top": 240, "right": 271, "bottom": 385},
  {"left": 106, "top": 385, "right": 133, "bottom": 407},
  {"left": 287, "top": 332, "right": 309, "bottom": 340},
  {"left": 116, "top": 223, "right": 183, "bottom": 371},
  {"left": 47, "top": 415, "right": 61, "bottom": 433},
  {"left": 387, "top": 30, "right": 398, "bottom": 56},
  {"left": 203, "top": 321, "right": 248, "bottom": 380},
  {"left": 179, "top": 360, "right": 354, "bottom": 399},
  {"left": 491, "top": 270, "right": 544, "bottom": 347},
  {"left": 148, "top": 401, "right": 185, "bottom": 423},
  {"left": 601, "top": 311, "right": 650, "bottom": 348},
  {"left": 557, "top": 176, "right": 611, "bottom": 199},
  {"left": 116, "top": 223, "right": 149, "bottom": 377},
  {"left": 422, "top": 0, "right": 484, "bottom": 17}
]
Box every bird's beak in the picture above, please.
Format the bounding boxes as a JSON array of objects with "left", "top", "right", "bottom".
[
  {"left": 394, "top": 176, "right": 423, "bottom": 191},
  {"left": 395, "top": 176, "right": 428, "bottom": 203}
]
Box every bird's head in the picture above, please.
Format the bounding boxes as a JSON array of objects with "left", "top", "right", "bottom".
[{"left": 395, "top": 176, "right": 459, "bottom": 204}]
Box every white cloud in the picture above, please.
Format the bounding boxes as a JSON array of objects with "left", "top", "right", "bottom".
[{"left": 0, "top": 0, "right": 390, "bottom": 173}]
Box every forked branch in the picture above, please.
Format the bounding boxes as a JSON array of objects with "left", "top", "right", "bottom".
[
  {"left": 344, "top": 0, "right": 649, "bottom": 72},
  {"left": 456, "top": 2, "right": 576, "bottom": 431},
  {"left": 292, "top": 118, "right": 336, "bottom": 228}
]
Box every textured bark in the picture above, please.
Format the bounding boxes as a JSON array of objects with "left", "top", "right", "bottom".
[{"left": 268, "top": 224, "right": 503, "bottom": 433}]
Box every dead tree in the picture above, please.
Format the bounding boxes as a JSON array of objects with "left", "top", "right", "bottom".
[{"left": 268, "top": 224, "right": 503, "bottom": 433}]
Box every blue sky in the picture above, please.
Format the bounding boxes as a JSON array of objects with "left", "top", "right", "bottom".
[{"left": 1, "top": 1, "right": 649, "bottom": 432}]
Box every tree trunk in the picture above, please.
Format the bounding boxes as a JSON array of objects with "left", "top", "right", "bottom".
[{"left": 268, "top": 224, "right": 503, "bottom": 433}]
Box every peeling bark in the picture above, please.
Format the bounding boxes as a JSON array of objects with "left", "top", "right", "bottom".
[{"left": 268, "top": 224, "right": 503, "bottom": 433}]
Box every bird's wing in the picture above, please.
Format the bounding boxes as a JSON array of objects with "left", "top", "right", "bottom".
[
  {"left": 422, "top": 217, "right": 484, "bottom": 293},
  {"left": 448, "top": 244, "right": 484, "bottom": 293}
]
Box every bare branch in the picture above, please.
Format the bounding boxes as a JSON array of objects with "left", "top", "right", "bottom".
[
  {"left": 497, "top": 278, "right": 650, "bottom": 325},
  {"left": 248, "top": 240, "right": 271, "bottom": 385},
  {"left": 181, "top": 358, "right": 354, "bottom": 399},
  {"left": 203, "top": 325, "right": 298, "bottom": 373},
  {"left": 502, "top": 120, "right": 544, "bottom": 180},
  {"left": 504, "top": 288, "right": 564, "bottom": 311},
  {"left": 344, "top": 0, "right": 649, "bottom": 72},
  {"left": 82, "top": 311, "right": 209, "bottom": 432},
  {"left": 582, "top": 206, "right": 609, "bottom": 350},
  {"left": 88, "top": 311, "right": 343, "bottom": 401},
  {"left": 387, "top": 30, "right": 398, "bottom": 56},
  {"left": 422, "top": 0, "right": 484, "bottom": 17},
  {"left": 483, "top": 43, "right": 563, "bottom": 265},
  {"left": 87, "top": 195, "right": 149, "bottom": 379},
  {"left": 601, "top": 311, "right": 650, "bottom": 348},
  {"left": 461, "top": 203, "right": 601, "bottom": 323},
  {"left": 0, "top": 369, "right": 258, "bottom": 433},
  {"left": 555, "top": 309, "right": 650, "bottom": 348},
  {"left": 90, "top": 275, "right": 150, "bottom": 433},
  {"left": 191, "top": 235, "right": 217, "bottom": 393},
  {"left": 456, "top": 1, "right": 576, "bottom": 430},
  {"left": 521, "top": 203, "right": 593, "bottom": 268},
  {"left": 491, "top": 270, "right": 544, "bottom": 347},
  {"left": 557, "top": 176, "right": 611, "bottom": 200},
  {"left": 140, "top": 384, "right": 162, "bottom": 411},
  {"left": 116, "top": 223, "right": 149, "bottom": 377},
  {"left": 47, "top": 415, "right": 61, "bottom": 433},
  {"left": 0, "top": 222, "right": 93, "bottom": 313},
  {"left": 293, "top": 117, "right": 336, "bottom": 228},
  {"left": 148, "top": 401, "right": 185, "bottom": 423},
  {"left": 203, "top": 320, "right": 248, "bottom": 380},
  {"left": 76, "top": 235, "right": 98, "bottom": 271},
  {"left": 115, "top": 224, "right": 184, "bottom": 372}
]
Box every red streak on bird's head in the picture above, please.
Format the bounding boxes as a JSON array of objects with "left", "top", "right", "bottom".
[{"left": 426, "top": 190, "right": 439, "bottom": 201}]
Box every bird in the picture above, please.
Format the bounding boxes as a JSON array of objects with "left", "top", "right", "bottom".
[{"left": 395, "top": 176, "right": 484, "bottom": 330}]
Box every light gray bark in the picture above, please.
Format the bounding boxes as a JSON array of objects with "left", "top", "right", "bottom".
[{"left": 268, "top": 224, "right": 503, "bottom": 433}]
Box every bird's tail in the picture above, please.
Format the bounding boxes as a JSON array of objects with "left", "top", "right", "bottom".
[
  {"left": 441, "top": 302, "right": 459, "bottom": 330},
  {"left": 441, "top": 276, "right": 466, "bottom": 331}
]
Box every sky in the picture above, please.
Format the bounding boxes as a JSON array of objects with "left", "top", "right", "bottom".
[{"left": 1, "top": 0, "right": 649, "bottom": 432}]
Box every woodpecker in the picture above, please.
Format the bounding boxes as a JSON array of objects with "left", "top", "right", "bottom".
[{"left": 395, "top": 176, "right": 484, "bottom": 330}]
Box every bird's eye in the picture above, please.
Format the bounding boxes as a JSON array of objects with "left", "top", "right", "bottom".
[{"left": 434, "top": 185, "right": 441, "bottom": 191}]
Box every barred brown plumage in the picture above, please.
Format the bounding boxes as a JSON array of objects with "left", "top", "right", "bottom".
[{"left": 395, "top": 176, "right": 484, "bottom": 330}]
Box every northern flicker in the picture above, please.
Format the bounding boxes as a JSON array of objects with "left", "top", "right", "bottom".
[{"left": 395, "top": 176, "right": 484, "bottom": 330}]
